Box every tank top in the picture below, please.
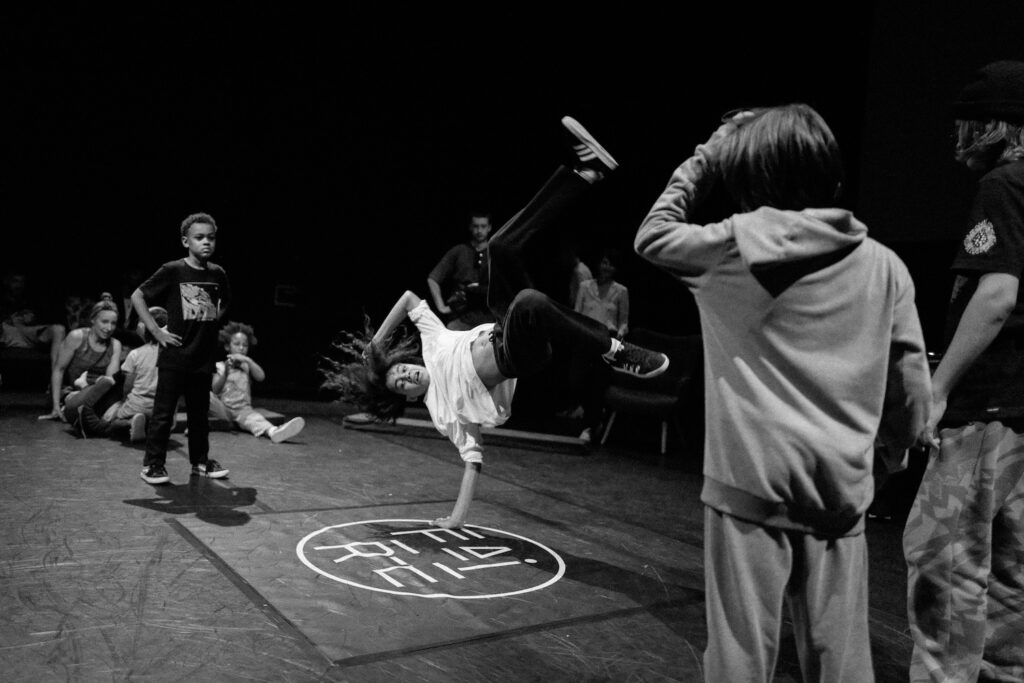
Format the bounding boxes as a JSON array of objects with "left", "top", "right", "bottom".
[{"left": 65, "top": 332, "right": 113, "bottom": 385}]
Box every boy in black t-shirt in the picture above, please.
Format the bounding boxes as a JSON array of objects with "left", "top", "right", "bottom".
[
  {"left": 904, "top": 61, "right": 1024, "bottom": 682},
  {"left": 132, "top": 212, "right": 232, "bottom": 484}
]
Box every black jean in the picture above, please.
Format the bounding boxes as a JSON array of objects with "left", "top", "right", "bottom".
[
  {"left": 143, "top": 367, "right": 211, "bottom": 467},
  {"left": 487, "top": 166, "right": 612, "bottom": 378}
]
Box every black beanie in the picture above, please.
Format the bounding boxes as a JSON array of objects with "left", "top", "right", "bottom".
[{"left": 953, "top": 60, "right": 1024, "bottom": 124}]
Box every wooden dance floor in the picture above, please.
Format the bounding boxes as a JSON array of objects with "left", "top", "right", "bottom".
[{"left": 0, "top": 394, "right": 915, "bottom": 681}]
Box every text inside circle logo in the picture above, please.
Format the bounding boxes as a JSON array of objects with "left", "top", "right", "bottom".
[{"left": 296, "top": 519, "right": 566, "bottom": 599}]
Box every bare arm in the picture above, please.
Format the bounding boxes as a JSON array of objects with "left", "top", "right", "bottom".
[
  {"left": 617, "top": 286, "right": 630, "bottom": 339},
  {"left": 433, "top": 462, "right": 481, "bottom": 529},
  {"left": 123, "top": 370, "right": 138, "bottom": 395},
  {"left": 230, "top": 354, "right": 266, "bottom": 383},
  {"left": 211, "top": 363, "right": 228, "bottom": 394},
  {"left": 40, "top": 329, "right": 81, "bottom": 419},
  {"left": 104, "top": 339, "right": 122, "bottom": 378},
  {"left": 923, "top": 272, "right": 1019, "bottom": 444},
  {"left": 131, "top": 288, "right": 181, "bottom": 347},
  {"left": 426, "top": 278, "right": 451, "bottom": 315},
  {"left": 372, "top": 290, "right": 423, "bottom": 344}
]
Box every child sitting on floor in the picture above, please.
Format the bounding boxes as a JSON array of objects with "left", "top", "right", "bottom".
[
  {"left": 209, "top": 321, "right": 305, "bottom": 443},
  {"left": 78, "top": 306, "right": 168, "bottom": 441}
]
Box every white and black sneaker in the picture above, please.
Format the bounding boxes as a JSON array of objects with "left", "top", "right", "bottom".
[
  {"left": 140, "top": 465, "right": 170, "bottom": 484},
  {"left": 562, "top": 115, "right": 619, "bottom": 179},
  {"left": 607, "top": 342, "right": 670, "bottom": 379},
  {"left": 268, "top": 417, "right": 305, "bottom": 444},
  {"left": 191, "top": 459, "right": 229, "bottom": 479}
]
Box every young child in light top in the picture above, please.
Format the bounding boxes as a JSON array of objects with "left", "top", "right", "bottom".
[
  {"left": 210, "top": 321, "right": 305, "bottom": 443},
  {"left": 635, "top": 104, "right": 931, "bottom": 682},
  {"left": 90, "top": 306, "right": 169, "bottom": 441}
]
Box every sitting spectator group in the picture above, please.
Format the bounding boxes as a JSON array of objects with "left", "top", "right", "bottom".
[{"left": 1, "top": 268, "right": 304, "bottom": 446}]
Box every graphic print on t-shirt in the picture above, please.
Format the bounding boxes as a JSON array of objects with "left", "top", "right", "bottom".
[{"left": 180, "top": 282, "right": 220, "bottom": 321}]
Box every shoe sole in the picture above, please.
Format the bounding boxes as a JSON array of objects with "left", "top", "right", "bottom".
[
  {"left": 270, "top": 417, "right": 305, "bottom": 443},
  {"left": 612, "top": 355, "right": 671, "bottom": 379},
  {"left": 561, "top": 116, "right": 619, "bottom": 171},
  {"left": 130, "top": 415, "right": 146, "bottom": 442},
  {"left": 140, "top": 471, "right": 170, "bottom": 484},
  {"left": 192, "top": 468, "right": 230, "bottom": 479}
]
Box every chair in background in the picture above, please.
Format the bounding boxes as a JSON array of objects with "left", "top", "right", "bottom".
[{"left": 600, "top": 329, "right": 703, "bottom": 459}]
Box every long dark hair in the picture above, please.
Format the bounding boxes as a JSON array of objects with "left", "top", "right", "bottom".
[{"left": 320, "top": 317, "right": 423, "bottom": 421}]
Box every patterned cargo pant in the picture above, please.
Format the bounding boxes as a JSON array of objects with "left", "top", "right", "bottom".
[{"left": 903, "top": 420, "right": 1024, "bottom": 682}]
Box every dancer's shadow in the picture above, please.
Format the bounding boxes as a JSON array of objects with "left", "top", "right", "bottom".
[{"left": 124, "top": 476, "right": 257, "bottom": 527}]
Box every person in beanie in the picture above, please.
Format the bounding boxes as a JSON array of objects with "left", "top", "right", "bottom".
[{"left": 904, "top": 60, "right": 1024, "bottom": 682}]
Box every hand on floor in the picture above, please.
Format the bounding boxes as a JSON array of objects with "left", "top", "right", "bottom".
[{"left": 431, "top": 516, "right": 464, "bottom": 529}]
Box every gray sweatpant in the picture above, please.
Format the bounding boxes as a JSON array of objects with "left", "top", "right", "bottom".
[{"left": 703, "top": 507, "right": 873, "bottom": 682}]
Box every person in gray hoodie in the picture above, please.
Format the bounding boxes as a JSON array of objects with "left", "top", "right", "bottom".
[{"left": 635, "top": 104, "right": 931, "bottom": 682}]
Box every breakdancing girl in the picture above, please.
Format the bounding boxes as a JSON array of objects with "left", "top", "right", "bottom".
[{"left": 322, "top": 116, "right": 670, "bottom": 528}]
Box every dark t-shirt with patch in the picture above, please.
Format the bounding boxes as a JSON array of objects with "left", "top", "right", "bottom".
[
  {"left": 945, "top": 160, "right": 1024, "bottom": 420},
  {"left": 139, "top": 259, "right": 230, "bottom": 373}
]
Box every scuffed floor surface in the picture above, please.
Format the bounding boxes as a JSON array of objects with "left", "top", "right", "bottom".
[{"left": 0, "top": 397, "right": 913, "bottom": 681}]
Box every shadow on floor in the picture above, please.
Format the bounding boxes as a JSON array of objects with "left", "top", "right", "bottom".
[{"left": 124, "top": 476, "right": 258, "bottom": 527}]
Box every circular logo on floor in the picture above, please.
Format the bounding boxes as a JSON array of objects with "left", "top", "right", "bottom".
[{"left": 296, "top": 519, "right": 566, "bottom": 599}]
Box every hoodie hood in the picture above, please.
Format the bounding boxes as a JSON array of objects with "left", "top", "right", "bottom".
[
  {"left": 732, "top": 207, "right": 868, "bottom": 296},
  {"left": 733, "top": 207, "right": 867, "bottom": 270}
]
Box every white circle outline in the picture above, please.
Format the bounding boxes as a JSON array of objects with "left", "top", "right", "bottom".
[{"left": 296, "top": 518, "right": 566, "bottom": 599}]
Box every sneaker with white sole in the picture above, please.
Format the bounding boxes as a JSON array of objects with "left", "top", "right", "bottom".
[
  {"left": 129, "top": 413, "right": 147, "bottom": 443},
  {"left": 562, "top": 115, "right": 619, "bottom": 178},
  {"left": 606, "top": 342, "right": 670, "bottom": 379},
  {"left": 191, "top": 459, "right": 229, "bottom": 478},
  {"left": 140, "top": 465, "right": 170, "bottom": 484},
  {"left": 268, "top": 417, "right": 305, "bottom": 444}
]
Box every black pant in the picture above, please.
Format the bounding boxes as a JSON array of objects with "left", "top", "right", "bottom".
[
  {"left": 487, "top": 166, "right": 612, "bottom": 378},
  {"left": 144, "top": 367, "right": 211, "bottom": 467}
]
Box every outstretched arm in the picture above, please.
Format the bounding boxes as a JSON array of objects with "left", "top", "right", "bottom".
[
  {"left": 39, "top": 330, "right": 79, "bottom": 420},
  {"left": 433, "top": 423, "right": 485, "bottom": 528},
  {"left": 434, "top": 461, "right": 481, "bottom": 529},
  {"left": 373, "top": 290, "right": 423, "bottom": 344}
]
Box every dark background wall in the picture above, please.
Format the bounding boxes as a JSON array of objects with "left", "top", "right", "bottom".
[{"left": 4, "top": 4, "right": 1023, "bottom": 395}]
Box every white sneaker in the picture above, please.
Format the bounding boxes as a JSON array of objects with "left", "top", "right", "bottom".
[
  {"left": 579, "top": 427, "right": 592, "bottom": 444},
  {"left": 268, "top": 417, "right": 305, "bottom": 444},
  {"left": 129, "top": 413, "right": 147, "bottom": 442}
]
